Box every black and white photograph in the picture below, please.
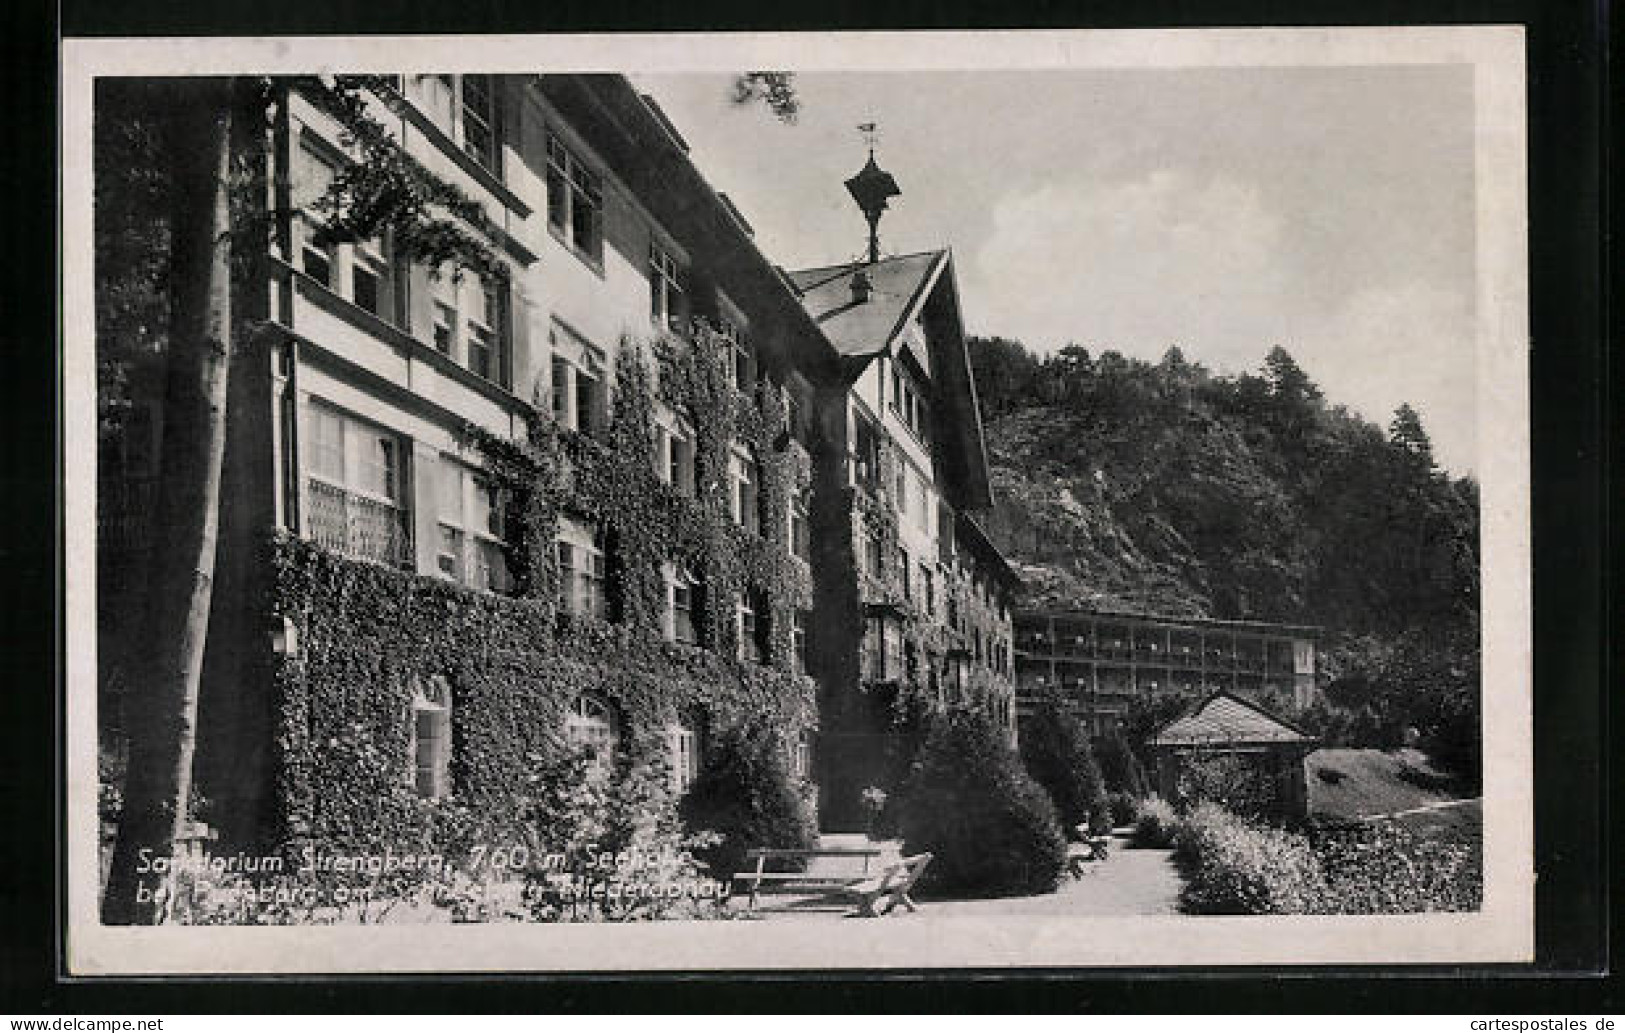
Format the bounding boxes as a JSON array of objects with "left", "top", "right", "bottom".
[{"left": 62, "top": 28, "right": 1533, "bottom": 972}]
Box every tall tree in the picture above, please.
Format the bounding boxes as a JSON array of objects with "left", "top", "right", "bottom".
[
  {"left": 99, "top": 75, "right": 505, "bottom": 923},
  {"left": 1389, "top": 402, "right": 1436, "bottom": 472},
  {"left": 102, "top": 78, "right": 238, "bottom": 924}
]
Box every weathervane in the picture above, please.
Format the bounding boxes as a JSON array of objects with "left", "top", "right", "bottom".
[{"left": 844, "top": 121, "right": 901, "bottom": 265}]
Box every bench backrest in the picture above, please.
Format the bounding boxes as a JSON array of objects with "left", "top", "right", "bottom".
[{"left": 879, "top": 852, "right": 932, "bottom": 891}]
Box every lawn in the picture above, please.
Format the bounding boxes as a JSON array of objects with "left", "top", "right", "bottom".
[{"left": 1305, "top": 747, "right": 1472, "bottom": 822}]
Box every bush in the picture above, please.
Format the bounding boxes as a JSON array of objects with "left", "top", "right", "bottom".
[
  {"left": 897, "top": 705, "right": 1068, "bottom": 897},
  {"left": 1174, "top": 802, "right": 1329, "bottom": 915},
  {"left": 679, "top": 722, "right": 816, "bottom": 881},
  {"left": 1096, "top": 727, "right": 1149, "bottom": 798},
  {"left": 1107, "top": 791, "right": 1141, "bottom": 827},
  {"left": 1310, "top": 819, "right": 1481, "bottom": 913},
  {"left": 1018, "top": 689, "right": 1112, "bottom": 835},
  {"left": 1132, "top": 796, "right": 1178, "bottom": 848},
  {"left": 1172, "top": 753, "right": 1279, "bottom": 821}
]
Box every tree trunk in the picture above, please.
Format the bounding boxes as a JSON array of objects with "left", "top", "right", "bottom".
[{"left": 102, "top": 78, "right": 236, "bottom": 925}]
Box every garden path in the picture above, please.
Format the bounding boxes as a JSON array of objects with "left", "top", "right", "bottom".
[{"left": 749, "top": 829, "right": 1184, "bottom": 919}]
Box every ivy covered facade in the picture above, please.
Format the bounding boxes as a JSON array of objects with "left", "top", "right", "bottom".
[{"left": 98, "top": 73, "right": 1018, "bottom": 850}]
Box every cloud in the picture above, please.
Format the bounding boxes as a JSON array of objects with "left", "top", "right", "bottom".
[
  {"left": 1298, "top": 284, "right": 1477, "bottom": 474},
  {"left": 967, "top": 169, "right": 1477, "bottom": 474},
  {"left": 969, "top": 169, "right": 1289, "bottom": 369}
]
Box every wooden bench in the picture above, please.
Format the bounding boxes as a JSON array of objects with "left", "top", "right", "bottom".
[
  {"left": 842, "top": 852, "right": 933, "bottom": 917},
  {"left": 1066, "top": 826, "right": 1112, "bottom": 879},
  {"left": 731, "top": 846, "right": 882, "bottom": 912}
]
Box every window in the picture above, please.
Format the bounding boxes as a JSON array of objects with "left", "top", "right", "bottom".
[
  {"left": 791, "top": 728, "right": 813, "bottom": 782},
  {"left": 735, "top": 457, "right": 761, "bottom": 535},
  {"left": 304, "top": 400, "right": 411, "bottom": 567},
  {"left": 738, "top": 594, "right": 758, "bottom": 664},
  {"left": 575, "top": 367, "right": 602, "bottom": 434},
  {"left": 667, "top": 717, "right": 702, "bottom": 795},
  {"left": 864, "top": 530, "right": 883, "bottom": 578},
  {"left": 669, "top": 432, "right": 696, "bottom": 495},
  {"left": 558, "top": 528, "right": 606, "bottom": 620},
  {"left": 921, "top": 564, "right": 935, "bottom": 618},
  {"left": 565, "top": 695, "right": 619, "bottom": 777},
  {"left": 292, "top": 141, "right": 404, "bottom": 320},
  {"left": 546, "top": 135, "right": 603, "bottom": 261},
  {"left": 407, "top": 75, "right": 500, "bottom": 175},
  {"left": 653, "top": 425, "right": 670, "bottom": 481},
  {"left": 548, "top": 324, "right": 605, "bottom": 433},
  {"left": 891, "top": 361, "right": 933, "bottom": 446},
  {"left": 433, "top": 301, "right": 456, "bottom": 355},
  {"left": 436, "top": 458, "right": 510, "bottom": 593},
  {"left": 550, "top": 356, "right": 571, "bottom": 422},
  {"left": 650, "top": 244, "right": 685, "bottom": 331},
  {"left": 723, "top": 321, "right": 753, "bottom": 391},
  {"left": 851, "top": 413, "right": 881, "bottom": 490},
  {"left": 896, "top": 547, "right": 911, "bottom": 600},
  {"left": 895, "top": 462, "right": 910, "bottom": 519},
  {"left": 790, "top": 491, "right": 810, "bottom": 562},
  {"left": 792, "top": 610, "right": 809, "bottom": 675},
  {"left": 670, "top": 570, "right": 699, "bottom": 645},
  {"left": 466, "top": 283, "right": 499, "bottom": 382},
  {"left": 429, "top": 268, "right": 507, "bottom": 386},
  {"left": 411, "top": 676, "right": 453, "bottom": 800},
  {"left": 292, "top": 143, "right": 337, "bottom": 287},
  {"left": 460, "top": 74, "right": 498, "bottom": 171},
  {"left": 413, "top": 74, "right": 458, "bottom": 131},
  {"left": 351, "top": 237, "right": 389, "bottom": 319},
  {"left": 864, "top": 614, "right": 897, "bottom": 681}
]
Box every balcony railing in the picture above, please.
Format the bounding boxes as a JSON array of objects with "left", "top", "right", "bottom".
[{"left": 307, "top": 478, "right": 412, "bottom": 568}]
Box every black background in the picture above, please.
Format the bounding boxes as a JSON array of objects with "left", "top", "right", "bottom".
[{"left": 2, "top": 0, "right": 1611, "bottom": 1012}]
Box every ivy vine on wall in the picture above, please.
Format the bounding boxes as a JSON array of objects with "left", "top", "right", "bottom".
[{"left": 268, "top": 323, "right": 821, "bottom": 860}]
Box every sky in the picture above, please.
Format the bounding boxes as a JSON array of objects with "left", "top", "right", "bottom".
[{"left": 635, "top": 67, "right": 1479, "bottom": 474}]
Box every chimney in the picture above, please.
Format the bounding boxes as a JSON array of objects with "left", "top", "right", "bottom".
[{"left": 850, "top": 268, "right": 873, "bottom": 305}]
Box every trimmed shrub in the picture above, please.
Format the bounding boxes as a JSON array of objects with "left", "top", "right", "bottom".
[
  {"left": 1173, "top": 752, "right": 1279, "bottom": 821},
  {"left": 1018, "top": 688, "right": 1112, "bottom": 835},
  {"left": 1173, "top": 802, "right": 1329, "bottom": 915},
  {"left": 898, "top": 705, "right": 1068, "bottom": 897},
  {"left": 679, "top": 721, "right": 816, "bottom": 880},
  {"left": 1310, "top": 818, "right": 1482, "bottom": 913},
  {"left": 1096, "top": 727, "right": 1149, "bottom": 798},
  {"left": 1107, "top": 791, "right": 1141, "bottom": 828},
  {"left": 1132, "top": 796, "right": 1178, "bottom": 848}
]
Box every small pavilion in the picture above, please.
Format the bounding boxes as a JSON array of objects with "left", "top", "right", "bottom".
[{"left": 1148, "top": 691, "right": 1318, "bottom": 819}]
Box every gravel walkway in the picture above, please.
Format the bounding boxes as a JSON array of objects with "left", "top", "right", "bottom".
[
  {"left": 741, "top": 830, "right": 1185, "bottom": 919},
  {"left": 919, "top": 830, "right": 1184, "bottom": 917}
]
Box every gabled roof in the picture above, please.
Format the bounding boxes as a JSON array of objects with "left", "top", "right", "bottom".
[
  {"left": 1149, "top": 691, "right": 1317, "bottom": 748},
  {"left": 785, "top": 250, "right": 946, "bottom": 359},
  {"left": 786, "top": 250, "right": 995, "bottom": 511}
]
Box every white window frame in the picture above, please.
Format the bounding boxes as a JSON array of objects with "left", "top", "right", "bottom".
[
  {"left": 565, "top": 694, "right": 619, "bottom": 777},
  {"left": 435, "top": 456, "right": 509, "bottom": 593},
  {"left": 669, "top": 567, "right": 699, "bottom": 645},
  {"left": 650, "top": 243, "right": 684, "bottom": 332},
  {"left": 410, "top": 675, "right": 453, "bottom": 800},
  {"left": 667, "top": 718, "right": 701, "bottom": 795},
  {"left": 557, "top": 522, "right": 607, "bottom": 620},
  {"left": 546, "top": 134, "right": 604, "bottom": 262}
]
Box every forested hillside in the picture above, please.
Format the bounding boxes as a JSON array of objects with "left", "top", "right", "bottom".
[{"left": 969, "top": 337, "right": 1482, "bottom": 778}]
